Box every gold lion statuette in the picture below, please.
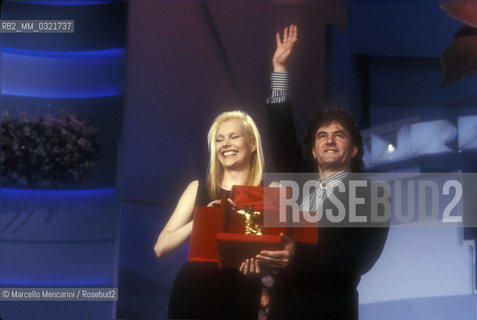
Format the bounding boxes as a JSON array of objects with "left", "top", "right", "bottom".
[{"left": 236, "top": 205, "right": 263, "bottom": 235}]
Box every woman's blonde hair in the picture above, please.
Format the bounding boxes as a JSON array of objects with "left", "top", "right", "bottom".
[{"left": 206, "top": 111, "right": 264, "bottom": 200}]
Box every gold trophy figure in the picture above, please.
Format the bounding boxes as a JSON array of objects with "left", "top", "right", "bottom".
[{"left": 236, "top": 205, "right": 263, "bottom": 235}]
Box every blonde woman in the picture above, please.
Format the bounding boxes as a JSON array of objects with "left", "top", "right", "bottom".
[{"left": 155, "top": 110, "right": 264, "bottom": 319}]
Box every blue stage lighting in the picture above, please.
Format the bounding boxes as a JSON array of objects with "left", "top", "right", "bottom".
[{"left": 1, "top": 48, "right": 125, "bottom": 98}]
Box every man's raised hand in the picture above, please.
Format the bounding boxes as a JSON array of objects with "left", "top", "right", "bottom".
[{"left": 272, "top": 24, "right": 298, "bottom": 72}]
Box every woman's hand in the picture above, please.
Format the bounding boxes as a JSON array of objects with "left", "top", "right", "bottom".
[
  {"left": 206, "top": 199, "right": 221, "bottom": 207},
  {"left": 272, "top": 24, "right": 298, "bottom": 72},
  {"left": 206, "top": 198, "right": 237, "bottom": 211},
  {"left": 239, "top": 258, "right": 261, "bottom": 275}
]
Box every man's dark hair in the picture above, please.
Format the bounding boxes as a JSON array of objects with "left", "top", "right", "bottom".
[{"left": 304, "top": 108, "right": 364, "bottom": 172}]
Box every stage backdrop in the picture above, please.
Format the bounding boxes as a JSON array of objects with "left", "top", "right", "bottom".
[{"left": 0, "top": 1, "right": 127, "bottom": 319}]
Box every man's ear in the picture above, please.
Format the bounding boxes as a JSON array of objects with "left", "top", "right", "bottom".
[
  {"left": 352, "top": 146, "right": 358, "bottom": 158},
  {"left": 312, "top": 147, "right": 317, "bottom": 159}
]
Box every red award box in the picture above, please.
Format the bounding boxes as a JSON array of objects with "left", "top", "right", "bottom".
[
  {"left": 215, "top": 233, "right": 282, "bottom": 268},
  {"left": 188, "top": 186, "right": 318, "bottom": 268},
  {"left": 187, "top": 194, "right": 226, "bottom": 263}
]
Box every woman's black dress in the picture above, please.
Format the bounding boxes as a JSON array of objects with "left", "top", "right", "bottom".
[{"left": 168, "top": 181, "right": 261, "bottom": 319}]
